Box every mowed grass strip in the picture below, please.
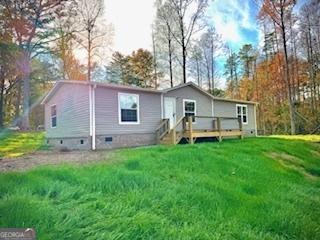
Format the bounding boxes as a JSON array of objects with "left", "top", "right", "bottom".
[
  {"left": 0, "top": 130, "right": 46, "bottom": 158},
  {"left": 0, "top": 136, "right": 320, "bottom": 239}
]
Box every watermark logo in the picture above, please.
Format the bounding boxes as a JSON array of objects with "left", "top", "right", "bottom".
[{"left": 0, "top": 228, "right": 35, "bottom": 240}]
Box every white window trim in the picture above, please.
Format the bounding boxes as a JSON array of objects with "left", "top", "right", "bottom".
[
  {"left": 236, "top": 104, "right": 248, "bottom": 125},
  {"left": 183, "top": 99, "right": 197, "bottom": 123},
  {"left": 118, "top": 92, "right": 140, "bottom": 125},
  {"left": 50, "top": 104, "right": 57, "bottom": 128}
]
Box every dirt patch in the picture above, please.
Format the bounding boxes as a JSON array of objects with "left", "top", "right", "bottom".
[
  {"left": 0, "top": 149, "right": 121, "bottom": 173},
  {"left": 266, "top": 152, "right": 319, "bottom": 180}
]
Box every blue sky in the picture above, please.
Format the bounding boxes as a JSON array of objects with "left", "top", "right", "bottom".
[
  {"left": 104, "top": 0, "right": 306, "bottom": 87},
  {"left": 105, "top": 0, "right": 262, "bottom": 87},
  {"left": 206, "top": 0, "right": 307, "bottom": 86},
  {"left": 105, "top": 0, "right": 262, "bottom": 55},
  {"left": 206, "top": 0, "right": 261, "bottom": 85},
  {"left": 208, "top": 0, "right": 261, "bottom": 51}
]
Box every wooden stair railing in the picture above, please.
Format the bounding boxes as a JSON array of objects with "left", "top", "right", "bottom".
[
  {"left": 170, "top": 116, "right": 187, "bottom": 145},
  {"left": 156, "top": 118, "right": 170, "bottom": 143}
]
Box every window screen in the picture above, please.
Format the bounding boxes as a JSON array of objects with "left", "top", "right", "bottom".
[
  {"left": 51, "top": 105, "right": 57, "bottom": 127},
  {"left": 237, "top": 105, "right": 248, "bottom": 124},
  {"left": 184, "top": 100, "right": 196, "bottom": 122},
  {"left": 119, "top": 94, "right": 139, "bottom": 123}
]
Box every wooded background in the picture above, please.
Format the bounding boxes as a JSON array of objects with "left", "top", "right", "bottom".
[{"left": 0, "top": 0, "right": 319, "bottom": 134}]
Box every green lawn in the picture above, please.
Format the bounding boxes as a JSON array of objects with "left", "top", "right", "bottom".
[
  {"left": 0, "top": 136, "right": 320, "bottom": 239},
  {"left": 0, "top": 130, "right": 46, "bottom": 158}
]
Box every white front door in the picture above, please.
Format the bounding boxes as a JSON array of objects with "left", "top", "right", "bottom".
[{"left": 164, "top": 97, "right": 176, "bottom": 129}]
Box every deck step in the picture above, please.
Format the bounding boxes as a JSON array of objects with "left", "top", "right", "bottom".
[{"left": 160, "top": 134, "right": 174, "bottom": 145}]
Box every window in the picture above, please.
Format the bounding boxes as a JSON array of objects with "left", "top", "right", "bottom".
[
  {"left": 118, "top": 93, "right": 139, "bottom": 124},
  {"left": 183, "top": 99, "right": 196, "bottom": 122},
  {"left": 105, "top": 137, "right": 113, "bottom": 142},
  {"left": 51, "top": 105, "right": 57, "bottom": 128},
  {"left": 236, "top": 104, "right": 248, "bottom": 124}
]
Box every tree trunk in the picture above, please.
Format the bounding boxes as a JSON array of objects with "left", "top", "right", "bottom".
[
  {"left": 21, "top": 51, "right": 31, "bottom": 130},
  {"left": 196, "top": 59, "right": 200, "bottom": 87},
  {"left": 210, "top": 38, "right": 215, "bottom": 93},
  {"left": 14, "top": 80, "right": 22, "bottom": 122},
  {"left": 235, "top": 64, "right": 239, "bottom": 97},
  {"left": 206, "top": 62, "right": 211, "bottom": 91},
  {"left": 0, "top": 77, "right": 4, "bottom": 129},
  {"left": 280, "top": 7, "right": 295, "bottom": 135},
  {"left": 182, "top": 44, "right": 187, "bottom": 83},
  {"left": 168, "top": 34, "right": 173, "bottom": 88},
  {"left": 88, "top": 30, "right": 91, "bottom": 82},
  {"left": 21, "top": 74, "right": 30, "bottom": 130},
  {"left": 152, "top": 30, "right": 158, "bottom": 89}
]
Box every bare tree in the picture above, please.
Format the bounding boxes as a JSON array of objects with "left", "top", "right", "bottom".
[
  {"left": 189, "top": 42, "right": 203, "bottom": 87},
  {"left": 166, "top": 0, "right": 208, "bottom": 84},
  {"left": 75, "top": 0, "right": 113, "bottom": 82},
  {"left": 154, "top": 0, "right": 178, "bottom": 87},
  {"left": 199, "top": 27, "right": 222, "bottom": 93},
  {"left": 53, "top": 1, "right": 79, "bottom": 80},
  {"left": 152, "top": 29, "right": 159, "bottom": 88},
  {"left": 300, "top": 0, "right": 320, "bottom": 114}
]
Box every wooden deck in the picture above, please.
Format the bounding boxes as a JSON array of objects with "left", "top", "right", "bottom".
[{"left": 156, "top": 116, "right": 243, "bottom": 145}]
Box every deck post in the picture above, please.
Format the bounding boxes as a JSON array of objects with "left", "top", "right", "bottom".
[
  {"left": 188, "top": 116, "right": 194, "bottom": 144},
  {"left": 217, "top": 117, "right": 222, "bottom": 142},
  {"left": 238, "top": 117, "right": 243, "bottom": 139},
  {"left": 172, "top": 129, "right": 176, "bottom": 144},
  {"left": 213, "top": 118, "right": 217, "bottom": 130},
  {"left": 182, "top": 117, "right": 186, "bottom": 131},
  {"left": 156, "top": 130, "right": 160, "bottom": 144}
]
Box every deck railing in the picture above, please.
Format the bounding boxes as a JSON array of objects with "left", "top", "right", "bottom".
[
  {"left": 155, "top": 118, "right": 170, "bottom": 143},
  {"left": 157, "top": 115, "right": 243, "bottom": 144}
]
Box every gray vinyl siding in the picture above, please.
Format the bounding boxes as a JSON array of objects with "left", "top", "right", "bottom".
[
  {"left": 45, "top": 83, "right": 90, "bottom": 138},
  {"left": 95, "top": 87, "right": 162, "bottom": 134},
  {"left": 164, "top": 85, "right": 256, "bottom": 134},
  {"left": 164, "top": 85, "right": 214, "bottom": 130},
  {"left": 44, "top": 81, "right": 256, "bottom": 148},
  {"left": 213, "top": 99, "right": 256, "bottom": 133}
]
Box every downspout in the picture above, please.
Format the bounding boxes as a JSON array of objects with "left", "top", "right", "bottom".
[
  {"left": 254, "top": 104, "right": 258, "bottom": 136},
  {"left": 89, "top": 84, "right": 96, "bottom": 150},
  {"left": 89, "top": 84, "right": 93, "bottom": 141},
  {"left": 211, "top": 99, "right": 214, "bottom": 117},
  {"left": 92, "top": 84, "right": 96, "bottom": 150}
]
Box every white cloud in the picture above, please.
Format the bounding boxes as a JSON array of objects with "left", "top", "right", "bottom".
[
  {"left": 208, "top": 0, "right": 258, "bottom": 48},
  {"left": 104, "top": 0, "right": 156, "bottom": 55},
  {"left": 212, "top": 13, "right": 242, "bottom": 43},
  {"left": 104, "top": 0, "right": 259, "bottom": 55}
]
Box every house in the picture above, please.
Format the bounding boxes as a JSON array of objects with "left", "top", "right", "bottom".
[{"left": 41, "top": 80, "right": 258, "bottom": 150}]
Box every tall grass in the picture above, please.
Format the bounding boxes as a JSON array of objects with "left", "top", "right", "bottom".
[
  {"left": 0, "top": 131, "right": 47, "bottom": 158},
  {"left": 0, "top": 137, "right": 320, "bottom": 239}
]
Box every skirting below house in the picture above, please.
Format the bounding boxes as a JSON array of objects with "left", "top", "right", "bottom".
[
  {"left": 46, "top": 130, "right": 254, "bottom": 151},
  {"left": 96, "top": 133, "right": 157, "bottom": 149},
  {"left": 47, "top": 136, "right": 92, "bottom": 150},
  {"left": 47, "top": 133, "right": 157, "bottom": 150}
]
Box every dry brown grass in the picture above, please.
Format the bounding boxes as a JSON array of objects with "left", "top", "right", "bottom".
[
  {"left": 266, "top": 152, "right": 319, "bottom": 180},
  {"left": 267, "top": 152, "right": 319, "bottom": 180}
]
